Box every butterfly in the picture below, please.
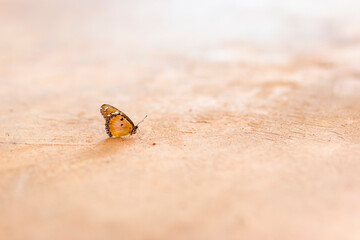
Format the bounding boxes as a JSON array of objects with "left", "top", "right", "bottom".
[{"left": 100, "top": 104, "right": 147, "bottom": 137}]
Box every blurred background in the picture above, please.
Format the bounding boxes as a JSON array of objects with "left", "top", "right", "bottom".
[
  {"left": 1, "top": 0, "right": 360, "bottom": 240},
  {"left": 1, "top": 0, "right": 360, "bottom": 112}
]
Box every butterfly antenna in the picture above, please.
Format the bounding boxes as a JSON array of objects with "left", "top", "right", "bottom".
[{"left": 136, "top": 115, "right": 147, "bottom": 126}]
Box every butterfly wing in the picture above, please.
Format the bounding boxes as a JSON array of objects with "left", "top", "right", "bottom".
[
  {"left": 101, "top": 104, "right": 121, "bottom": 120},
  {"left": 100, "top": 104, "right": 136, "bottom": 137},
  {"left": 106, "top": 114, "right": 134, "bottom": 137}
]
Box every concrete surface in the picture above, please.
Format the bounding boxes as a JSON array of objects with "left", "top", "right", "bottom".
[{"left": 1, "top": 0, "right": 360, "bottom": 239}]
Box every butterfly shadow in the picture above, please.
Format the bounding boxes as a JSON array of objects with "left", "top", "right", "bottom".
[
  {"left": 72, "top": 137, "right": 136, "bottom": 166},
  {"left": 95, "top": 137, "right": 135, "bottom": 155}
]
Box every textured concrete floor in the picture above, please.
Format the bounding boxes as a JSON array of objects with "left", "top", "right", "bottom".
[{"left": 1, "top": 0, "right": 360, "bottom": 239}]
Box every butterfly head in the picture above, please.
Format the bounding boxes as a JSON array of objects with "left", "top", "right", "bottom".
[
  {"left": 131, "top": 125, "right": 138, "bottom": 135},
  {"left": 131, "top": 115, "right": 147, "bottom": 135}
]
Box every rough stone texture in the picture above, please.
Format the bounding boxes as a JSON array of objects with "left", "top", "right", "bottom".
[{"left": 1, "top": 0, "right": 360, "bottom": 239}]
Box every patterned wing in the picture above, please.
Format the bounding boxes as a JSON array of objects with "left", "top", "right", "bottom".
[
  {"left": 100, "top": 104, "right": 136, "bottom": 137},
  {"left": 106, "top": 114, "right": 134, "bottom": 137},
  {"left": 100, "top": 104, "right": 120, "bottom": 120}
]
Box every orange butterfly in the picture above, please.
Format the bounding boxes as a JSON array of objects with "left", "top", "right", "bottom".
[{"left": 100, "top": 104, "right": 146, "bottom": 137}]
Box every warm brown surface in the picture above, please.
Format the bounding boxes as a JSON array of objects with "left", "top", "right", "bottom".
[{"left": 1, "top": 1, "right": 360, "bottom": 239}]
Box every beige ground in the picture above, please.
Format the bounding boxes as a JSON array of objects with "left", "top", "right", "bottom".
[{"left": 1, "top": 0, "right": 360, "bottom": 239}]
